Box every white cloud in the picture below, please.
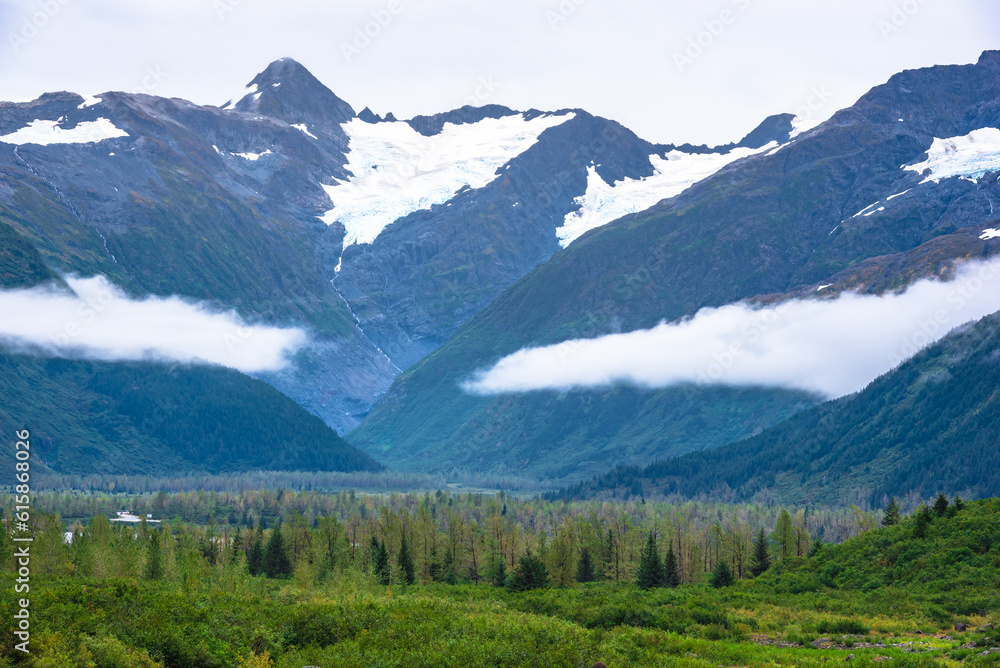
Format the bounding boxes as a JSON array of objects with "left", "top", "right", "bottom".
[
  {"left": 0, "top": 276, "right": 306, "bottom": 373},
  {"left": 463, "top": 257, "right": 1000, "bottom": 399}
]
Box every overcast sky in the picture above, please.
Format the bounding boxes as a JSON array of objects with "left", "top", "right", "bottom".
[{"left": 1, "top": 0, "right": 997, "bottom": 145}]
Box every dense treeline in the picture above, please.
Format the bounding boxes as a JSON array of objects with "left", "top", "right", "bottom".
[
  {"left": 553, "top": 312, "right": 1000, "bottom": 506},
  {"left": 0, "top": 355, "right": 383, "bottom": 477},
  {"left": 7, "top": 489, "right": 872, "bottom": 589}
]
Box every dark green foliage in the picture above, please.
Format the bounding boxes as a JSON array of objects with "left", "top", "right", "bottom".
[
  {"left": 934, "top": 493, "right": 950, "bottom": 517},
  {"left": 372, "top": 537, "right": 390, "bottom": 585},
  {"left": 808, "top": 538, "right": 824, "bottom": 557},
  {"left": 0, "top": 354, "right": 383, "bottom": 476},
  {"left": 0, "top": 219, "right": 62, "bottom": 288},
  {"left": 397, "top": 534, "right": 415, "bottom": 585},
  {"left": 663, "top": 542, "right": 680, "bottom": 588},
  {"left": 882, "top": 497, "right": 901, "bottom": 526},
  {"left": 914, "top": 504, "right": 932, "bottom": 539},
  {"left": 491, "top": 554, "right": 507, "bottom": 588},
  {"left": 507, "top": 549, "right": 549, "bottom": 592},
  {"left": 144, "top": 531, "right": 164, "bottom": 581},
  {"left": 751, "top": 528, "right": 771, "bottom": 577},
  {"left": 636, "top": 531, "right": 664, "bottom": 590},
  {"left": 575, "top": 547, "right": 595, "bottom": 583},
  {"left": 709, "top": 560, "right": 735, "bottom": 588},
  {"left": 263, "top": 522, "right": 293, "bottom": 578},
  {"left": 247, "top": 524, "right": 264, "bottom": 576}
]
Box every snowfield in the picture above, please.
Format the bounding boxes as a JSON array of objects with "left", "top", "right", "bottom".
[
  {"left": 322, "top": 113, "right": 575, "bottom": 249},
  {"left": 904, "top": 127, "right": 1000, "bottom": 183},
  {"left": 556, "top": 144, "right": 775, "bottom": 247},
  {"left": 0, "top": 118, "right": 128, "bottom": 146}
]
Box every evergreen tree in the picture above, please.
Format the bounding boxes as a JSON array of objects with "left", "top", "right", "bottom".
[
  {"left": 636, "top": 531, "right": 664, "bottom": 590},
  {"left": 507, "top": 549, "right": 549, "bottom": 592},
  {"left": 247, "top": 523, "right": 264, "bottom": 576},
  {"left": 808, "top": 538, "right": 824, "bottom": 557},
  {"left": 933, "top": 493, "right": 949, "bottom": 517},
  {"left": 575, "top": 547, "right": 595, "bottom": 583},
  {"left": 953, "top": 495, "right": 965, "bottom": 512},
  {"left": 882, "top": 497, "right": 901, "bottom": 526},
  {"left": 663, "top": 541, "right": 681, "bottom": 588},
  {"left": 263, "top": 522, "right": 292, "bottom": 578},
  {"left": 774, "top": 509, "right": 793, "bottom": 560},
  {"left": 750, "top": 528, "right": 771, "bottom": 577},
  {"left": 491, "top": 554, "right": 507, "bottom": 588},
  {"left": 709, "top": 560, "right": 735, "bottom": 588},
  {"left": 144, "top": 530, "right": 164, "bottom": 580},
  {"left": 371, "top": 537, "right": 390, "bottom": 585},
  {"left": 914, "top": 504, "right": 932, "bottom": 538},
  {"left": 397, "top": 534, "right": 415, "bottom": 585}
]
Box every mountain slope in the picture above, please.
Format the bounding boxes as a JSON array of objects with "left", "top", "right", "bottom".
[
  {"left": 0, "top": 353, "right": 383, "bottom": 476},
  {"left": 554, "top": 310, "right": 1000, "bottom": 506},
  {"left": 352, "top": 51, "right": 1000, "bottom": 480},
  {"left": 1, "top": 59, "right": 782, "bottom": 433}
]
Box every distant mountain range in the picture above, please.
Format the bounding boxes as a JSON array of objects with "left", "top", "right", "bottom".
[
  {"left": 2, "top": 53, "right": 999, "bottom": 492},
  {"left": 351, "top": 51, "right": 1000, "bottom": 485}
]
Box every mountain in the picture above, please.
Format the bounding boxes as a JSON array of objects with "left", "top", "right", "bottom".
[
  {"left": 0, "top": 58, "right": 783, "bottom": 433},
  {"left": 351, "top": 51, "right": 1000, "bottom": 482},
  {"left": 0, "top": 227, "right": 381, "bottom": 476},
  {"left": 552, "top": 309, "right": 1000, "bottom": 506}
]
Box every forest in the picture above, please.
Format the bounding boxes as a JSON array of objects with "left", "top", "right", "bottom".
[{"left": 1, "top": 490, "right": 998, "bottom": 667}]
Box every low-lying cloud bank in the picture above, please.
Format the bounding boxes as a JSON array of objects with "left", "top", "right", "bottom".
[
  {"left": 0, "top": 276, "right": 306, "bottom": 372},
  {"left": 463, "top": 257, "right": 1000, "bottom": 399}
]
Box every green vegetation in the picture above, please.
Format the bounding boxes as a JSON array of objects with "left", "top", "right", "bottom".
[
  {"left": 555, "top": 311, "right": 1000, "bottom": 505},
  {"left": 1, "top": 490, "right": 997, "bottom": 667},
  {"left": 0, "top": 354, "right": 382, "bottom": 476}
]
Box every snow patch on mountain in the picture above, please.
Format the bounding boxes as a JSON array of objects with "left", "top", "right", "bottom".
[
  {"left": 904, "top": 127, "right": 1000, "bottom": 183},
  {"left": 0, "top": 118, "right": 128, "bottom": 146},
  {"left": 222, "top": 83, "right": 258, "bottom": 110},
  {"left": 77, "top": 95, "right": 102, "bottom": 109},
  {"left": 981, "top": 228, "right": 1000, "bottom": 240},
  {"left": 291, "top": 123, "right": 317, "bottom": 139},
  {"left": 234, "top": 149, "right": 272, "bottom": 161},
  {"left": 556, "top": 144, "right": 775, "bottom": 247},
  {"left": 322, "top": 112, "right": 575, "bottom": 249}
]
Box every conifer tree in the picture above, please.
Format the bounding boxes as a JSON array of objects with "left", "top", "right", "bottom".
[
  {"left": 882, "top": 497, "right": 901, "bottom": 526},
  {"left": 663, "top": 541, "right": 681, "bottom": 588},
  {"left": 247, "top": 523, "right": 264, "bottom": 576},
  {"left": 750, "top": 528, "right": 770, "bottom": 577},
  {"left": 397, "top": 533, "right": 415, "bottom": 585},
  {"left": 263, "top": 522, "right": 292, "bottom": 578},
  {"left": 491, "top": 554, "right": 507, "bottom": 588},
  {"left": 914, "top": 504, "right": 932, "bottom": 538},
  {"left": 636, "top": 531, "right": 664, "bottom": 590},
  {"left": 507, "top": 549, "right": 549, "bottom": 592},
  {"left": 774, "top": 509, "right": 793, "bottom": 560},
  {"left": 145, "top": 530, "right": 164, "bottom": 580},
  {"left": 808, "top": 537, "right": 824, "bottom": 557},
  {"left": 709, "top": 559, "right": 735, "bottom": 588},
  {"left": 933, "top": 493, "right": 949, "bottom": 517},
  {"left": 576, "top": 547, "right": 595, "bottom": 583},
  {"left": 371, "top": 537, "right": 390, "bottom": 585}
]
